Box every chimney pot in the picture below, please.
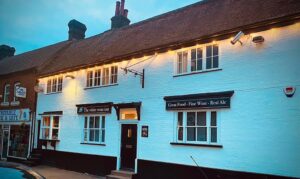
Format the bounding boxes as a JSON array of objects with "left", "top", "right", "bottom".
[
  {"left": 0, "top": 45, "right": 15, "bottom": 60},
  {"left": 120, "top": 0, "right": 125, "bottom": 15},
  {"left": 68, "top": 19, "right": 87, "bottom": 40},
  {"left": 124, "top": 9, "right": 128, "bottom": 17},
  {"left": 115, "top": 1, "right": 121, "bottom": 16}
]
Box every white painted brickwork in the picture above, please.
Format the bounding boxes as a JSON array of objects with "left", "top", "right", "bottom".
[{"left": 36, "top": 23, "right": 300, "bottom": 178}]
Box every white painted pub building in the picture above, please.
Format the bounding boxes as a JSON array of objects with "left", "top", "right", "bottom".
[{"left": 32, "top": 0, "right": 300, "bottom": 178}]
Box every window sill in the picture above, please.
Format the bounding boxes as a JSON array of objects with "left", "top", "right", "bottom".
[
  {"left": 170, "top": 142, "right": 223, "bottom": 148},
  {"left": 84, "top": 83, "right": 118, "bottom": 90},
  {"left": 80, "top": 142, "right": 106, "bottom": 146},
  {"left": 10, "top": 101, "right": 20, "bottom": 106},
  {"left": 173, "top": 68, "right": 222, "bottom": 77},
  {"left": 45, "top": 91, "right": 62, "bottom": 95},
  {"left": 0, "top": 102, "right": 9, "bottom": 106}
]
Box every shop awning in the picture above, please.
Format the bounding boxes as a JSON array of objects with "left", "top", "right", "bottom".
[
  {"left": 39, "top": 111, "right": 63, "bottom": 115},
  {"left": 164, "top": 91, "right": 234, "bottom": 110}
]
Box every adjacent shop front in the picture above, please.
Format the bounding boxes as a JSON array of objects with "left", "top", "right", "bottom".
[{"left": 0, "top": 108, "right": 31, "bottom": 159}]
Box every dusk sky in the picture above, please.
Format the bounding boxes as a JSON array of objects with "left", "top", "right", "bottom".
[{"left": 0, "top": 0, "right": 200, "bottom": 55}]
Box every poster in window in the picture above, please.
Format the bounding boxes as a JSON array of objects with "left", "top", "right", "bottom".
[{"left": 141, "top": 126, "right": 148, "bottom": 137}]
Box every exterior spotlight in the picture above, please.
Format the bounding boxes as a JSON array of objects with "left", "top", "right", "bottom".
[
  {"left": 231, "top": 31, "right": 244, "bottom": 45},
  {"left": 65, "top": 75, "right": 75, "bottom": 79},
  {"left": 252, "top": 36, "right": 265, "bottom": 43}
]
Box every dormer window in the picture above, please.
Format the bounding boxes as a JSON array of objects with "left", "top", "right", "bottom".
[
  {"left": 86, "top": 65, "right": 118, "bottom": 88},
  {"left": 46, "top": 76, "right": 63, "bottom": 94},
  {"left": 175, "top": 44, "right": 219, "bottom": 75}
]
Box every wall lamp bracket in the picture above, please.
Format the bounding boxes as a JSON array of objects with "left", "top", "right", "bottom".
[{"left": 121, "top": 67, "right": 145, "bottom": 88}]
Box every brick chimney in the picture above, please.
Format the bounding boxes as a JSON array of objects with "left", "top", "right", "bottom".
[
  {"left": 111, "top": 0, "right": 130, "bottom": 29},
  {"left": 68, "top": 19, "right": 87, "bottom": 40},
  {"left": 0, "top": 45, "right": 15, "bottom": 60}
]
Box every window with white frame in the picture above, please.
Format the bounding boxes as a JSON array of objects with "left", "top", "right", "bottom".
[
  {"left": 3, "top": 84, "right": 10, "bottom": 103},
  {"left": 83, "top": 116, "right": 105, "bottom": 143},
  {"left": 46, "top": 76, "right": 63, "bottom": 94},
  {"left": 86, "top": 65, "right": 118, "bottom": 88},
  {"left": 176, "top": 111, "right": 218, "bottom": 144},
  {"left": 13, "top": 82, "right": 21, "bottom": 102},
  {"left": 176, "top": 44, "right": 219, "bottom": 75},
  {"left": 41, "top": 116, "right": 60, "bottom": 140}
]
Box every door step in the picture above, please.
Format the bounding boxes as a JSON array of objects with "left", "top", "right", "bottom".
[{"left": 106, "top": 170, "right": 135, "bottom": 179}]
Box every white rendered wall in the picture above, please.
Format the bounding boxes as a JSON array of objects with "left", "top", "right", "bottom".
[{"left": 36, "top": 23, "right": 300, "bottom": 178}]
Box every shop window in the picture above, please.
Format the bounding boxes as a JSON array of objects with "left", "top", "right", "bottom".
[
  {"left": 41, "top": 116, "right": 60, "bottom": 140},
  {"left": 46, "top": 76, "right": 63, "bottom": 94},
  {"left": 3, "top": 84, "right": 10, "bottom": 103},
  {"left": 176, "top": 111, "right": 218, "bottom": 144},
  {"left": 83, "top": 116, "right": 105, "bottom": 144},
  {"left": 9, "top": 124, "right": 30, "bottom": 158},
  {"left": 85, "top": 65, "right": 118, "bottom": 88},
  {"left": 120, "top": 108, "right": 138, "bottom": 120},
  {"left": 175, "top": 44, "right": 219, "bottom": 75}
]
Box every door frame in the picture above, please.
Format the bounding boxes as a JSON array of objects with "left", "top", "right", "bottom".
[
  {"left": 118, "top": 121, "right": 139, "bottom": 172},
  {"left": 1, "top": 128, "right": 10, "bottom": 160}
]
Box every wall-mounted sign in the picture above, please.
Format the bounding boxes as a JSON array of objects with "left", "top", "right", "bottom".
[
  {"left": 284, "top": 86, "right": 296, "bottom": 97},
  {"left": 0, "top": 109, "right": 30, "bottom": 122},
  {"left": 166, "top": 97, "right": 231, "bottom": 110},
  {"left": 76, "top": 103, "right": 112, "bottom": 114},
  {"left": 16, "top": 87, "right": 27, "bottom": 98},
  {"left": 141, "top": 126, "right": 148, "bottom": 137}
]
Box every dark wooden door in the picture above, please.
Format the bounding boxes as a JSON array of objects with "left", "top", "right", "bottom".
[
  {"left": 37, "top": 120, "right": 42, "bottom": 149},
  {"left": 121, "top": 124, "right": 137, "bottom": 170}
]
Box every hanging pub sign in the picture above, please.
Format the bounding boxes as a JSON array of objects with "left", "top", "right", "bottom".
[
  {"left": 164, "top": 91, "right": 234, "bottom": 110},
  {"left": 15, "top": 86, "right": 27, "bottom": 98},
  {"left": 76, "top": 102, "right": 113, "bottom": 114},
  {"left": 141, "top": 126, "right": 149, "bottom": 137},
  {"left": 0, "top": 108, "right": 30, "bottom": 122}
]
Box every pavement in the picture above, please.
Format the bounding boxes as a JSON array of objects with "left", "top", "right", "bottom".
[{"left": 32, "top": 165, "right": 105, "bottom": 179}]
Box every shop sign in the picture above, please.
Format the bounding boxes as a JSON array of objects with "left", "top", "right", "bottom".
[
  {"left": 16, "top": 87, "right": 27, "bottom": 98},
  {"left": 166, "top": 97, "right": 231, "bottom": 110},
  {"left": 0, "top": 109, "right": 30, "bottom": 122},
  {"left": 77, "top": 103, "right": 112, "bottom": 114}
]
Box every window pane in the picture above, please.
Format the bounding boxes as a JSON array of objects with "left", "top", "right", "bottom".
[
  {"left": 57, "top": 77, "right": 63, "bottom": 92},
  {"left": 211, "top": 128, "right": 217, "bottom": 143},
  {"left": 52, "top": 129, "right": 59, "bottom": 140},
  {"left": 94, "top": 69, "right": 101, "bottom": 86},
  {"left": 53, "top": 116, "right": 59, "bottom": 127},
  {"left": 101, "top": 130, "right": 105, "bottom": 142},
  {"left": 84, "top": 117, "right": 88, "bottom": 128},
  {"left": 187, "top": 112, "right": 195, "bottom": 126},
  {"left": 89, "top": 129, "right": 95, "bottom": 141},
  {"left": 14, "top": 83, "right": 20, "bottom": 101},
  {"left": 206, "top": 57, "right": 212, "bottom": 69},
  {"left": 182, "top": 52, "right": 188, "bottom": 73},
  {"left": 89, "top": 117, "right": 95, "bottom": 128},
  {"left": 177, "top": 52, "right": 182, "bottom": 74},
  {"left": 52, "top": 78, "right": 57, "bottom": 92},
  {"left": 95, "top": 117, "right": 100, "bottom": 128},
  {"left": 187, "top": 127, "right": 196, "bottom": 141},
  {"left": 213, "top": 56, "right": 219, "bottom": 68},
  {"left": 206, "top": 46, "right": 212, "bottom": 57},
  {"left": 47, "top": 80, "right": 51, "bottom": 93},
  {"left": 43, "top": 128, "right": 50, "bottom": 139},
  {"left": 43, "top": 117, "right": 50, "bottom": 127},
  {"left": 87, "top": 71, "right": 93, "bottom": 87},
  {"left": 197, "top": 112, "right": 206, "bottom": 126},
  {"left": 197, "top": 48, "right": 203, "bottom": 71},
  {"left": 178, "top": 112, "right": 183, "bottom": 126},
  {"left": 83, "top": 129, "right": 88, "bottom": 142},
  {"left": 95, "top": 129, "right": 100, "bottom": 142},
  {"left": 102, "top": 116, "right": 105, "bottom": 129},
  {"left": 213, "top": 45, "right": 218, "bottom": 56},
  {"left": 111, "top": 66, "right": 118, "bottom": 84},
  {"left": 191, "top": 49, "right": 196, "bottom": 72},
  {"left": 211, "top": 112, "right": 217, "bottom": 126},
  {"left": 197, "top": 127, "right": 207, "bottom": 141},
  {"left": 102, "top": 68, "right": 109, "bottom": 85},
  {"left": 178, "top": 127, "right": 183, "bottom": 141}
]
